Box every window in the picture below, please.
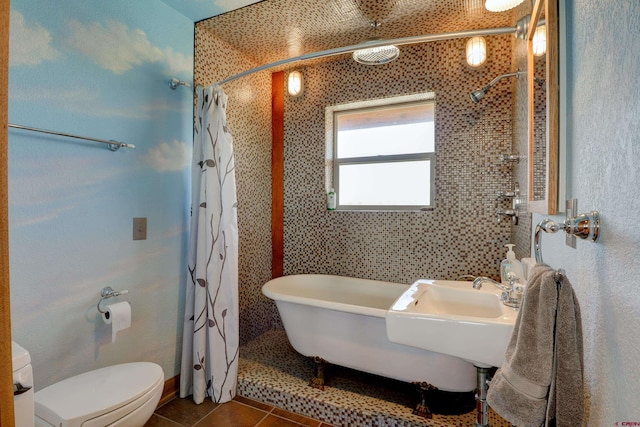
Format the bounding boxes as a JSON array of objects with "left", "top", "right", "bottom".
[{"left": 326, "top": 93, "right": 435, "bottom": 210}]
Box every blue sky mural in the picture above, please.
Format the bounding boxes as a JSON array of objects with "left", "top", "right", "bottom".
[{"left": 8, "top": 0, "right": 195, "bottom": 387}]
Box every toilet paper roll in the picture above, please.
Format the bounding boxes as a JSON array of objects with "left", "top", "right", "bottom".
[{"left": 101, "top": 301, "right": 131, "bottom": 343}]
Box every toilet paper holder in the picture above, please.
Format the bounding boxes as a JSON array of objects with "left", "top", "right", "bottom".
[{"left": 97, "top": 286, "right": 129, "bottom": 313}]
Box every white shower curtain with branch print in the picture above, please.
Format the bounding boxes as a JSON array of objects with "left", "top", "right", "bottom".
[{"left": 180, "top": 85, "right": 239, "bottom": 404}]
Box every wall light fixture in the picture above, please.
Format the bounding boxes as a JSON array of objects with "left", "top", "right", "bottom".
[
  {"left": 485, "top": 0, "right": 525, "bottom": 12},
  {"left": 466, "top": 36, "right": 487, "bottom": 67},
  {"left": 532, "top": 25, "right": 547, "bottom": 56},
  {"left": 287, "top": 70, "right": 303, "bottom": 97}
]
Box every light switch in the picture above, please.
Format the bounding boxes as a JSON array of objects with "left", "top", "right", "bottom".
[{"left": 133, "top": 217, "right": 147, "bottom": 240}]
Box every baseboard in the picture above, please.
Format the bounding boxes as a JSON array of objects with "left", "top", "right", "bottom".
[{"left": 159, "top": 374, "right": 180, "bottom": 406}]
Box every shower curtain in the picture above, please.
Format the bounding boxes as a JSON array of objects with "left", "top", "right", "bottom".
[{"left": 180, "top": 85, "right": 239, "bottom": 404}]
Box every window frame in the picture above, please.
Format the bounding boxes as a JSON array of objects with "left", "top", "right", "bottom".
[{"left": 326, "top": 93, "right": 436, "bottom": 211}]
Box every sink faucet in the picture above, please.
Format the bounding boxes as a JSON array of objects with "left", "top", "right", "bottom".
[
  {"left": 472, "top": 274, "right": 523, "bottom": 309},
  {"left": 472, "top": 276, "right": 509, "bottom": 292}
]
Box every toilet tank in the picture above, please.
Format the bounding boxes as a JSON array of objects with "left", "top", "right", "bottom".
[{"left": 12, "top": 341, "right": 35, "bottom": 427}]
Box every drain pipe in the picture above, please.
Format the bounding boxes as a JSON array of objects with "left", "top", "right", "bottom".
[{"left": 475, "top": 366, "right": 491, "bottom": 427}]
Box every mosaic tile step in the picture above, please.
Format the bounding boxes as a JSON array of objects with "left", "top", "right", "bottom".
[{"left": 238, "top": 329, "right": 513, "bottom": 427}]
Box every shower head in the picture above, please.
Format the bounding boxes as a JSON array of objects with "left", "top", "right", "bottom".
[
  {"left": 352, "top": 21, "right": 400, "bottom": 65},
  {"left": 470, "top": 89, "right": 487, "bottom": 103},
  {"left": 470, "top": 70, "right": 525, "bottom": 103}
]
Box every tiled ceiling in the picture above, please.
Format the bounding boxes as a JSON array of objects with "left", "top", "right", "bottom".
[
  {"left": 196, "top": 0, "right": 521, "bottom": 67},
  {"left": 159, "top": 0, "right": 263, "bottom": 22}
]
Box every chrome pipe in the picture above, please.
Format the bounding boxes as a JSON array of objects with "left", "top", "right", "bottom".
[
  {"left": 475, "top": 366, "right": 491, "bottom": 427},
  {"left": 470, "top": 71, "right": 525, "bottom": 103}
]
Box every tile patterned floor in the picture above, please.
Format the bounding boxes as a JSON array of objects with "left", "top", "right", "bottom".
[
  {"left": 146, "top": 394, "right": 336, "bottom": 427},
  {"left": 152, "top": 329, "right": 513, "bottom": 427}
]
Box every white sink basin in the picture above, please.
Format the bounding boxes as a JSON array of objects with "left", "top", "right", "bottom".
[{"left": 386, "top": 279, "right": 518, "bottom": 367}]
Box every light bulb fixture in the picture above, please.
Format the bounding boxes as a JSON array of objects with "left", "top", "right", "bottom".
[
  {"left": 352, "top": 21, "right": 399, "bottom": 65},
  {"left": 287, "top": 70, "right": 303, "bottom": 97},
  {"left": 466, "top": 36, "right": 487, "bottom": 67},
  {"left": 532, "top": 25, "right": 547, "bottom": 56},
  {"left": 485, "top": 0, "right": 526, "bottom": 12}
]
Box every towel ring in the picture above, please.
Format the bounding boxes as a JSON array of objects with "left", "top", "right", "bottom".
[
  {"left": 97, "top": 286, "right": 129, "bottom": 313},
  {"left": 534, "top": 211, "right": 600, "bottom": 264}
]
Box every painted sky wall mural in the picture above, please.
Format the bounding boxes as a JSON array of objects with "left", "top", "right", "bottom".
[{"left": 8, "top": 0, "right": 194, "bottom": 389}]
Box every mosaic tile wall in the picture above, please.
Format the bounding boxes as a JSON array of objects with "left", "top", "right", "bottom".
[
  {"left": 283, "top": 36, "right": 517, "bottom": 284},
  {"left": 194, "top": 27, "right": 274, "bottom": 344},
  {"left": 195, "top": 23, "right": 533, "bottom": 340},
  {"left": 511, "top": 2, "right": 533, "bottom": 261},
  {"left": 532, "top": 56, "right": 548, "bottom": 201}
]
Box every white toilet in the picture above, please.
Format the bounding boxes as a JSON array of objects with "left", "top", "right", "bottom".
[{"left": 12, "top": 341, "right": 164, "bottom": 427}]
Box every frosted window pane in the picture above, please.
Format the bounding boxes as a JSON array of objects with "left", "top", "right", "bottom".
[{"left": 339, "top": 161, "right": 431, "bottom": 206}]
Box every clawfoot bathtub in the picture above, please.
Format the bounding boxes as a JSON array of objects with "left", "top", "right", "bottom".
[{"left": 262, "top": 274, "right": 477, "bottom": 393}]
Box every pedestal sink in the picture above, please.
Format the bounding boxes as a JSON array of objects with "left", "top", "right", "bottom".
[{"left": 386, "top": 279, "right": 518, "bottom": 368}]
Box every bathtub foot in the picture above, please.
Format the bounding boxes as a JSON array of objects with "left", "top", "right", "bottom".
[
  {"left": 309, "top": 356, "right": 327, "bottom": 390},
  {"left": 412, "top": 382, "right": 437, "bottom": 419}
]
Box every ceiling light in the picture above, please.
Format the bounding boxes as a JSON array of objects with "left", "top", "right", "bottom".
[
  {"left": 466, "top": 36, "right": 487, "bottom": 67},
  {"left": 352, "top": 21, "right": 399, "bottom": 66},
  {"left": 532, "top": 25, "right": 547, "bottom": 56},
  {"left": 287, "top": 70, "right": 303, "bottom": 96},
  {"left": 485, "top": 0, "right": 526, "bottom": 12}
]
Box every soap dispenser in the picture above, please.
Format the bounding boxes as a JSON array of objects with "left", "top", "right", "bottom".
[
  {"left": 500, "top": 244, "right": 524, "bottom": 286},
  {"left": 327, "top": 188, "right": 336, "bottom": 210}
]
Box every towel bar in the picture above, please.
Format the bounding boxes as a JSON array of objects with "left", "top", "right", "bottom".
[{"left": 534, "top": 211, "right": 600, "bottom": 264}]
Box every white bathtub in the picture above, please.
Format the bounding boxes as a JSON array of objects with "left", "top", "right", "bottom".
[{"left": 262, "top": 274, "right": 477, "bottom": 392}]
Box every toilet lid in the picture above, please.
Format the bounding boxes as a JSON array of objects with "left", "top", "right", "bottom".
[
  {"left": 35, "top": 362, "right": 163, "bottom": 427},
  {"left": 11, "top": 341, "right": 31, "bottom": 372}
]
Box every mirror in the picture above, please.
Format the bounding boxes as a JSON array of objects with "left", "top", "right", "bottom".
[{"left": 528, "top": 0, "right": 559, "bottom": 214}]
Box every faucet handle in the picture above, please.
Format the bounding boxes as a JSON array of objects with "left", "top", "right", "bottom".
[
  {"left": 501, "top": 291, "right": 510, "bottom": 303},
  {"left": 497, "top": 191, "right": 516, "bottom": 199},
  {"left": 506, "top": 272, "right": 518, "bottom": 287}
]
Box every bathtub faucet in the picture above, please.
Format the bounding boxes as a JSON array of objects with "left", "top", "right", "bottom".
[{"left": 472, "top": 275, "right": 522, "bottom": 309}]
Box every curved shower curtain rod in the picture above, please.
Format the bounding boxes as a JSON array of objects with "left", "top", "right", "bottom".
[{"left": 171, "top": 25, "right": 516, "bottom": 89}]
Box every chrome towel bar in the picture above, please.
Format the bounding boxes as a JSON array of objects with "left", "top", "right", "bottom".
[{"left": 9, "top": 123, "right": 135, "bottom": 151}]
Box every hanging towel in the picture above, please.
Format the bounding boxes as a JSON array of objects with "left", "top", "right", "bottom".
[
  {"left": 545, "top": 268, "right": 584, "bottom": 426},
  {"left": 486, "top": 264, "right": 584, "bottom": 427}
]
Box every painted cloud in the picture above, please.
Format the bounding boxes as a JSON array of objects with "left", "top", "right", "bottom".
[
  {"left": 9, "top": 10, "right": 60, "bottom": 66},
  {"left": 66, "top": 18, "right": 194, "bottom": 76},
  {"left": 140, "top": 140, "right": 191, "bottom": 172},
  {"left": 67, "top": 19, "right": 165, "bottom": 74}
]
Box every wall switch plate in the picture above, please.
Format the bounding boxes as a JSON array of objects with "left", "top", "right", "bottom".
[
  {"left": 565, "top": 199, "right": 577, "bottom": 248},
  {"left": 133, "top": 217, "right": 147, "bottom": 240}
]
